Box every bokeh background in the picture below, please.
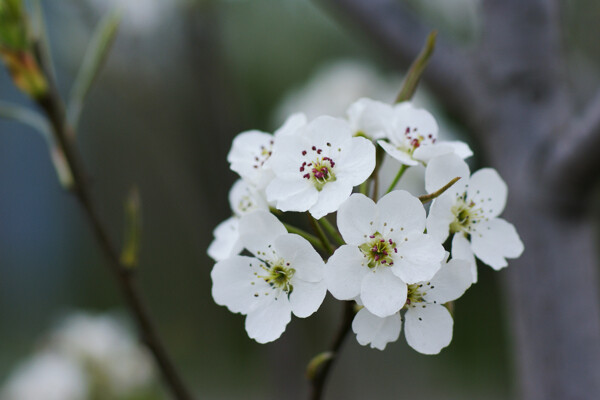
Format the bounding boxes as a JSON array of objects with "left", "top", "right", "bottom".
[{"left": 1, "top": 0, "right": 598, "bottom": 398}]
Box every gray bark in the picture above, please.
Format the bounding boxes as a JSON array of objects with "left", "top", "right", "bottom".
[{"left": 317, "top": 0, "right": 600, "bottom": 399}]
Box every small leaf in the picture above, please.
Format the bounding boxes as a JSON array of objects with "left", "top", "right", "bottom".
[
  {"left": 0, "top": 101, "right": 73, "bottom": 187},
  {"left": 67, "top": 8, "right": 122, "bottom": 128},
  {"left": 121, "top": 186, "right": 142, "bottom": 268},
  {"left": 395, "top": 31, "right": 437, "bottom": 103},
  {"left": 306, "top": 351, "right": 333, "bottom": 380}
]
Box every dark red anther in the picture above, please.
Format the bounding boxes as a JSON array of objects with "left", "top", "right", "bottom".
[
  {"left": 312, "top": 146, "right": 316, "bottom": 151},
  {"left": 302, "top": 150, "right": 307, "bottom": 156}
]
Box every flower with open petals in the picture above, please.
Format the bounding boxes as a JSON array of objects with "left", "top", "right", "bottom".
[
  {"left": 207, "top": 179, "right": 269, "bottom": 261},
  {"left": 266, "top": 116, "right": 375, "bottom": 219},
  {"left": 346, "top": 97, "right": 394, "bottom": 140},
  {"left": 377, "top": 102, "right": 472, "bottom": 166},
  {"left": 425, "top": 154, "right": 524, "bottom": 282},
  {"left": 352, "top": 258, "right": 472, "bottom": 354},
  {"left": 227, "top": 113, "right": 307, "bottom": 189},
  {"left": 325, "top": 191, "right": 445, "bottom": 317},
  {"left": 211, "top": 211, "right": 327, "bottom": 343}
]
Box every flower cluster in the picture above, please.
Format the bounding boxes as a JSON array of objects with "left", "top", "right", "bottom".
[{"left": 209, "top": 97, "right": 523, "bottom": 354}]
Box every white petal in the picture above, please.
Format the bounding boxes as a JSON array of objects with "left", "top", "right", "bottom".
[
  {"left": 325, "top": 245, "right": 367, "bottom": 300},
  {"left": 207, "top": 217, "right": 242, "bottom": 261},
  {"left": 211, "top": 256, "right": 270, "bottom": 314},
  {"left": 405, "top": 304, "right": 453, "bottom": 354},
  {"left": 227, "top": 130, "right": 275, "bottom": 188},
  {"left": 425, "top": 153, "right": 469, "bottom": 195},
  {"left": 471, "top": 218, "right": 524, "bottom": 270},
  {"left": 273, "top": 113, "right": 307, "bottom": 137},
  {"left": 336, "top": 193, "right": 378, "bottom": 245},
  {"left": 229, "top": 180, "right": 269, "bottom": 216},
  {"left": 377, "top": 190, "right": 426, "bottom": 235},
  {"left": 238, "top": 211, "right": 287, "bottom": 256},
  {"left": 413, "top": 143, "right": 455, "bottom": 164},
  {"left": 347, "top": 98, "right": 394, "bottom": 140},
  {"left": 392, "top": 103, "right": 438, "bottom": 140},
  {"left": 451, "top": 233, "right": 478, "bottom": 283},
  {"left": 336, "top": 136, "right": 376, "bottom": 186},
  {"left": 304, "top": 116, "right": 353, "bottom": 146},
  {"left": 423, "top": 259, "right": 473, "bottom": 304},
  {"left": 266, "top": 178, "right": 318, "bottom": 212},
  {"left": 245, "top": 297, "right": 292, "bottom": 344},
  {"left": 467, "top": 168, "right": 507, "bottom": 219},
  {"left": 360, "top": 268, "right": 407, "bottom": 317},
  {"left": 377, "top": 140, "right": 418, "bottom": 166},
  {"left": 269, "top": 133, "right": 306, "bottom": 175},
  {"left": 274, "top": 234, "right": 325, "bottom": 282},
  {"left": 308, "top": 179, "right": 353, "bottom": 219},
  {"left": 352, "top": 308, "right": 401, "bottom": 350},
  {"left": 391, "top": 233, "right": 444, "bottom": 284},
  {"left": 444, "top": 140, "right": 473, "bottom": 159},
  {"left": 289, "top": 279, "right": 327, "bottom": 318},
  {"left": 425, "top": 195, "right": 456, "bottom": 243}
]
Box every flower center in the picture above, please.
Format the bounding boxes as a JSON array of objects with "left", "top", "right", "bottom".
[
  {"left": 258, "top": 259, "right": 295, "bottom": 294},
  {"left": 405, "top": 284, "right": 425, "bottom": 307},
  {"left": 237, "top": 195, "right": 256, "bottom": 214},
  {"left": 359, "top": 232, "right": 397, "bottom": 269},
  {"left": 449, "top": 194, "right": 484, "bottom": 234},
  {"left": 400, "top": 126, "right": 436, "bottom": 154},
  {"left": 252, "top": 140, "right": 274, "bottom": 169},
  {"left": 299, "top": 145, "right": 337, "bottom": 191}
]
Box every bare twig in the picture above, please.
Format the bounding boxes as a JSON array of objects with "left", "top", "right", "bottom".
[{"left": 34, "top": 44, "right": 195, "bottom": 400}]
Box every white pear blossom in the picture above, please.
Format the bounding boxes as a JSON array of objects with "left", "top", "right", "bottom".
[
  {"left": 48, "top": 313, "right": 155, "bottom": 396},
  {"left": 377, "top": 102, "right": 472, "bottom": 166},
  {"left": 211, "top": 210, "right": 327, "bottom": 343},
  {"left": 425, "top": 154, "right": 524, "bottom": 282},
  {"left": 346, "top": 97, "right": 395, "bottom": 140},
  {"left": 0, "top": 352, "right": 88, "bottom": 400},
  {"left": 208, "top": 179, "right": 269, "bottom": 261},
  {"left": 352, "top": 258, "right": 472, "bottom": 354},
  {"left": 228, "top": 113, "right": 307, "bottom": 189},
  {"left": 325, "top": 191, "right": 445, "bottom": 317},
  {"left": 266, "top": 116, "right": 376, "bottom": 219}
]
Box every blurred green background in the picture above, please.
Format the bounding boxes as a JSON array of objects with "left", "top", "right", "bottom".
[{"left": 3, "top": 0, "right": 597, "bottom": 398}]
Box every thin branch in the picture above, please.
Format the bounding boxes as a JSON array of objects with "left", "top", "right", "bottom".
[
  {"left": 308, "top": 301, "right": 355, "bottom": 400},
  {"left": 544, "top": 90, "right": 600, "bottom": 206},
  {"left": 314, "top": 0, "right": 483, "bottom": 126},
  {"left": 34, "top": 44, "right": 195, "bottom": 400},
  {"left": 419, "top": 177, "right": 460, "bottom": 204}
]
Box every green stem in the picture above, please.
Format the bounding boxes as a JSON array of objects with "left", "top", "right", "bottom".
[
  {"left": 284, "top": 223, "right": 326, "bottom": 252},
  {"left": 359, "top": 180, "right": 369, "bottom": 195},
  {"left": 308, "top": 214, "right": 334, "bottom": 255},
  {"left": 386, "top": 164, "right": 408, "bottom": 194},
  {"left": 319, "top": 217, "right": 344, "bottom": 246}
]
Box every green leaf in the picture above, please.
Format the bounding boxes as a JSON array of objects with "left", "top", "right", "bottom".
[
  {"left": 0, "top": 101, "right": 74, "bottom": 187},
  {"left": 67, "top": 8, "right": 122, "bottom": 128},
  {"left": 121, "top": 186, "right": 142, "bottom": 268},
  {"left": 0, "top": 0, "right": 28, "bottom": 50},
  {"left": 395, "top": 31, "right": 437, "bottom": 103}
]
